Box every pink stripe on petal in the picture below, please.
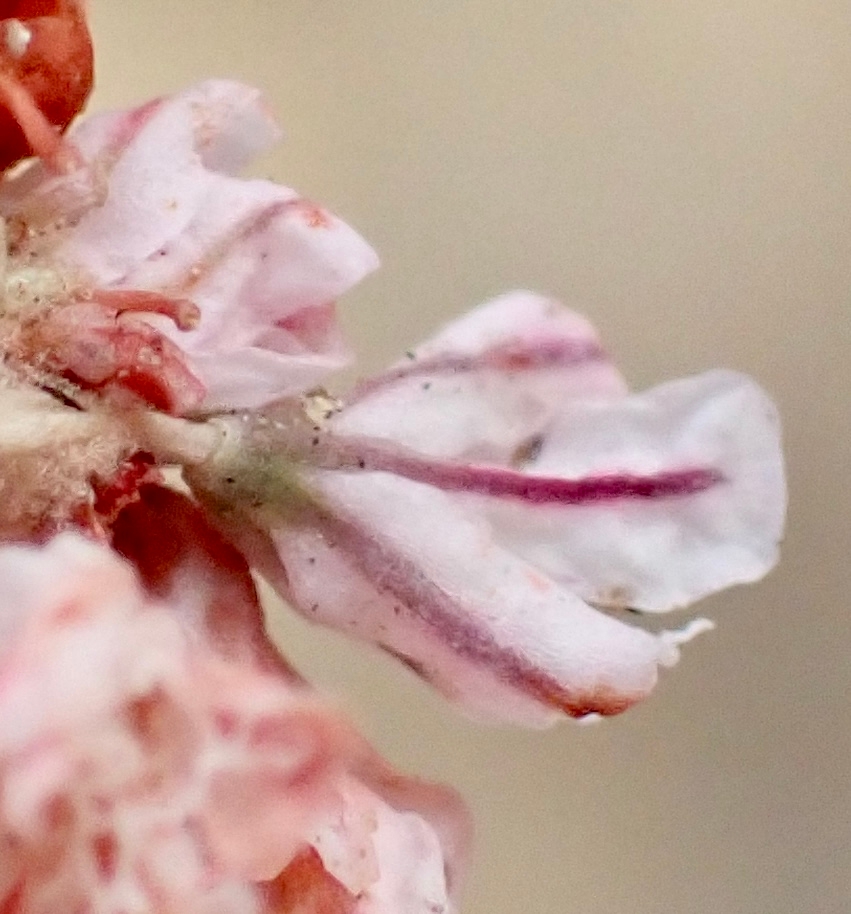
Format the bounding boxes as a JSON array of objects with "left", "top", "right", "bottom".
[
  {"left": 251, "top": 474, "right": 677, "bottom": 724},
  {"left": 488, "top": 370, "right": 786, "bottom": 612},
  {"left": 321, "top": 433, "right": 724, "bottom": 506},
  {"left": 350, "top": 335, "right": 608, "bottom": 404},
  {"left": 335, "top": 291, "right": 626, "bottom": 463},
  {"left": 303, "top": 506, "right": 649, "bottom": 716}
]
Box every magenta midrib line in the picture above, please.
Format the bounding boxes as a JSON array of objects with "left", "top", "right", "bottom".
[
  {"left": 349, "top": 337, "right": 607, "bottom": 404},
  {"left": 328, "top": 436, "right": 725, "bottom": 506}
]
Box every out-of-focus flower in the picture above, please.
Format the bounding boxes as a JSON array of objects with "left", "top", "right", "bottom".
[
  {"left": 0, "top": 532, "right": 346, "bottom": 912},
  {"left": 112, "top": 484, "right": 469, "bottom": 914},
  {"left": 188, "top": 291, "right": 786, "bottom": 725},
  {"left": 0, "top": 498, "right": 468, "bottom": 914}
]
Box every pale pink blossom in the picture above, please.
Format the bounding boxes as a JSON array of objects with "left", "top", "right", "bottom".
[
  {"left": 0, "top": 80, "right": 378, "bottom": 414},
  {"left": 187, "top": 291, "right": 786, "bottom": 725},
  {"left": 0, "top": 532, "right": 346, "bottom": 912},
  {"left": 0, "top": 70, "right": 784, "bottom": 914},
  {"left": 111, "top": 484, "right": 470, "bottom": 914},
  {"left": 0, "top": 519, "right": 466, "bottom": 914}
]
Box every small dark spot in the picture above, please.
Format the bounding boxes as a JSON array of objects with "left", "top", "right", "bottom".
[
  {"left": 382, "top": 646, "right": 430, "bottom": 680},
  {"left": 224, "top": 476, "right": 235, "bottom": 484},
  {"left": 308, "top": 556, "right": 316, "bottom": 564},
  {"left": 38, "top": 384, "right": 82, "bottom": 410},
  {"left": 311, "top": 436, "right": 319, "bottom": 446},
  {"left": 357, "top": 458, "right": 366, "bottom": 469},
  {"left": 309, "top": 603, "right": 318, "bottom": 613},
  {"left": 510, "top": 434, "right": 544, "bottom": 467},
  {"left": 422, "top": 381, "right": 432, "bottom": 390},
  {"left": 405, "top": 350, "right": 416, "bottom": 360}
]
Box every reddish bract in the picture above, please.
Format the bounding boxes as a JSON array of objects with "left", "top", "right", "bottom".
[
  {"left": 17, "top": 297, "right": 206, "bottom": 414},
  {"left": 0, "top": 0, "right": 93, "bottom": 171}
]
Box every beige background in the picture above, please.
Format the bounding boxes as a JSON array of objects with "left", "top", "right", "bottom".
[{"left": 90, "top": 3, "right": 850, "bottom": 912}]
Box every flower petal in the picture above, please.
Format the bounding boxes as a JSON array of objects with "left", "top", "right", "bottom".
[
  {"left": 0, "top": 533, "right": 354, "bottom": 913},
  {"left": 260, "top": 757, "right": 467, "bottom": 914},
  {"left": 2, "top": 79, "right": 378, "bottom": 410},
  {"left": 111, "top": 483, "right": 299, "bottom": 675},
  {"left": 352, "top": 748, "right": 471, "bottom": 909},
  {"left": 186, "top": 293, "right": 783, "bottom": 726},
  {"left": 310, "top": 776, "right": 455, "bottom": 914},
  {"left": 338, "top": 291, "right": 626, "bottom": 462},
  {"left": 57, "top": 93, "right": 210, "bottom": 281},
  {"left": 245, "top": 471, "right": 692, "bottom": 725},
  {"left": 122, "top": 181, "right": 372, "bottom": 408},
  {"left": 336, "top": 371, "right": 785, "bottom": 612},
  {"left": 484, "top": 370, "right": 786, "bottom": 611}
]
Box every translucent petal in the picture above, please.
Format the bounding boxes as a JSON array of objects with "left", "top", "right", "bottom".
[
  {"left": 338, "top": 290, "right": 625, "bottom": 462},
  {"left": 486, "top": 370, "right": 786, "bottom": 610}
]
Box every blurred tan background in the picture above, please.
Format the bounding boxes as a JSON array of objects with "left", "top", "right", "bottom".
[{"left": 90, "top": 3, "right": 850, "bottom": 912}]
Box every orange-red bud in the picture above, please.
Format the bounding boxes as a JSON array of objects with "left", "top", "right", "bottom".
[{"left": 0, "top": 1, "right": 93, "bottom": 170}]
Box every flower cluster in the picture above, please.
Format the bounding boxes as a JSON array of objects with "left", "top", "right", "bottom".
[{"left": 0, "top": 11, "right": 785, "bottom": 912}]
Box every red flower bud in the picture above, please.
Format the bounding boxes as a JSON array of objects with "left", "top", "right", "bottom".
[{"left": 0, "top": 0, "right": 93, "bottom": 171}]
